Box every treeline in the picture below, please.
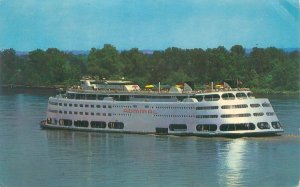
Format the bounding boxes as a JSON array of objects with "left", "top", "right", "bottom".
[{"left": 0, "top": 44, "right": 299, "bottom": 92}]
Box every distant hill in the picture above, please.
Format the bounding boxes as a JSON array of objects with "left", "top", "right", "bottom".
[
  {"left": 15, "top": 50, "right": 90, "bottom": 56},
  {"left": 63, "top": 50, "right": 90, "bottom": 55},
  {"left": 13, "top": 48, "right": 299, "bottom": 56},
  {"left": 245, "top": 48, "right": 299, "bottom": 54},
  {"left": 282, "top": 48, "right": 300, "bottom": 52}
]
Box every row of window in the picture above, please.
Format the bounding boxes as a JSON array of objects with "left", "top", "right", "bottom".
[
  {"left": 51, "top": 109, "right": 275, "bottom": 119},
  {"left": 221, "top": 104, "right": 248, "bottom": 109},
  {"left": 154, "top": 114, "right": 194, "bottom": 118},
  {"left": 53, "top": 102, "right": 195, "bottom": 110},
  {"left": 219, "top": 123, "right": 256, "bottom": 131},
  {"left": 57, "top": 103, "right": 112, "bottom": 109},
  {"left": 196, "top": 106, "right": 219, "bottom": 110},
  {"left": 53, "top": 119, "right": 124, "bottom": 129},
  {"left": 169, "top": 121, "right": 282, "bottom": 132},
  {"left": 195, "top": 103, "right": 271, "bottom": 110},
  {"left": 195, "top": 92, "right": 252, "bottom": 102},
  {"left": 256, "top": 122, "right": 281, "bottom": 129},
  {"left": 156, "top": 106, "right": 194, "bottom": 109},
  {"left": 51, "top": 101, "right": 272, "bottom": 112},
  {"left": 57, "top": 110, "right": 112, "bottom": 116},
  {"left": 196, "top": 124, "right": 217, "bottom": 131},
  {"left": 221, "top": 113, "right": 251, "bottom": 118},
  {"left": 196, "top": 113, "right": 274, "bottom": 119},
  {"left": 196, "top": 115, "right": 219, "bottom": 118},
  {"left": 48, "top": 119, "right": 282, "bottom": 131}
]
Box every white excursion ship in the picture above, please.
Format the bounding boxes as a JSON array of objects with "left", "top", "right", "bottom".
[{"left": 41, "top": 78, "right": 284, "bottom": 137}]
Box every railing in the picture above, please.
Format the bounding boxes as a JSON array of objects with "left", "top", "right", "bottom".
[{"left": 67, "top": 87, "right": 251, "bottom": 95}]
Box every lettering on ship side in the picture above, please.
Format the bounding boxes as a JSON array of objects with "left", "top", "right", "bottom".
[{"left": 123, "top": 108, "right": 157, "bottom": 114}]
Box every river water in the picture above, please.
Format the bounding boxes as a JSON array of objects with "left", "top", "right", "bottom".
[{"left": 0, "top": 89, "right": 299, "bottom": 187}]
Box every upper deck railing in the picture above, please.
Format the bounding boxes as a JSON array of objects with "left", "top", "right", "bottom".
[{"left": 66, "top": 87, "right": 251, "bottom": 95}]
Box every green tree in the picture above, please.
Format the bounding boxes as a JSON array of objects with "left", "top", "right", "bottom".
[
  {"left": 22, "top": 49, "right": 48, "bottom": 85},
  {"left": 120, "top": 48, "right": 147, "bottom": 79},
  {"left": 87, "top": 44, "right": 121, "bottom": 78},
  {"left": 271, "top": 59, "right": 299, "bottom": 90},
  {"left": 0, "top": 49, "right": 19, "bottom": 84}
]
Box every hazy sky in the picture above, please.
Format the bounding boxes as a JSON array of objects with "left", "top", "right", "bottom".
[{"left": 0, "top": 0, "right": 299, "bottom": 51}]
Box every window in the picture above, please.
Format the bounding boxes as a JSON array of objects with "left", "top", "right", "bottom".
[
  {"left": 96, "top": 105, "right": 101, "bottom": 108},
  {"left": 108, "top": 122, "right": 124, "bottom": 129},
  {"left": 266, "top": 112, "right": 275, "bottom": 116},
  {"left": 196, "top": 115, "right": 218, "bottom": 118},
  {"left": 46, "top": 118, "right": 52, "bottom": 124},
  {"left": 196, "top": 124, "right": 217, "bottom": 132},
  {"left": 97, "top": 95, "right": 105, "bottom": 100},
  {"left": 80, "top": 104, "right": 83, "bottom": 107},
  {"left": 91, "top": 105, "right": 94, "bottom": 108},
  {"left": 64, "top": 103, "right": 67, "bottom": 106},
  {"left": 103, "top": 105, "right": 106, "bottom": 108},
  {"left": 221, "top": 104, "right": 248, "bottom": 109},
  {"left": 85, "top": 104, "right": 89, "bottom": 108},
  {"left": 169, "top": 124, "right": 187, "bottom": 131},
  {"left": 67, "top": 93, "right": 75, "bottom": 99},
  {"left": 220, "top": 123, "right": 255, "bottom": 131},
  {"left": 59, "top": 103, "right": 62, "bottom": 106},
  {"left": 49, "top": 101, "right": 58, "bottom": 105},
  {"left": 69, "top": 104, "right": 73, "bottom": 107},
  {"left": 221, "top": 113, "right": 251, "bottom": 118},
  {"left": 250, "top": 104, "right": 260, "bottom": 108},
  {"left": 76, "top": 94, "right": 86, "bottom": 100},
  {"left": 196, "top": 106, "right": 218, "bottom": 110},
  {"left": 59, "top": 119, "right": 72, "bottom": 126},
  {"left": 204, "top": 94, "right": 220, "bottom": 101},
  {"left": 74, "top": 104, "right": 78, "bottom": 107},
  {"left": 236, "top": 92, "right": 247, "bottom": 99},
  {"left": 221, "top": 93, "right": 235, "bottom": 100},
  {"left": 271, "top": 121, "right": 282, "bottom": 129},
  {"left": 195, "top": 95, "right": 203, "bottom": 102},
  {"left": 247, "top": 92, "right": 254, "bottom": 98},
  {"left": 91, "top": 121, "right": 106, "bottom": 128},
  {"left": 74, "top": 120, "right": 89, "bottom": 127},
  {"left": 257, "top": 122, "right": 270, "bottom": 129},
  {"left": 253, "top": 112, "right": 264, "bottom": 116},
  {"left": 86, "top": 94, "right": 96, "bottom": 100}
]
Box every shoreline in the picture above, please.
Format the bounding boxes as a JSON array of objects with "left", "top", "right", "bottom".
[
  {"left": 1, "top": 84, "right": 64, "bottom": 90},
  {"left": 1, "top": 84, "right": 299, "bottom": 96}
]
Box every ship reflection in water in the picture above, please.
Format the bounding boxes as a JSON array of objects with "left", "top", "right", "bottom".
[
  {"left": 44, "top": 130, "right": 299, "bottom": 187},
  {"left": 217, "top": 139, "right": 247, "bottom": 187}
]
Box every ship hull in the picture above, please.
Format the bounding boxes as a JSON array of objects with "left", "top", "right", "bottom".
[{"left": 42, "top": 90, "right": 284, "bottom": 137}]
